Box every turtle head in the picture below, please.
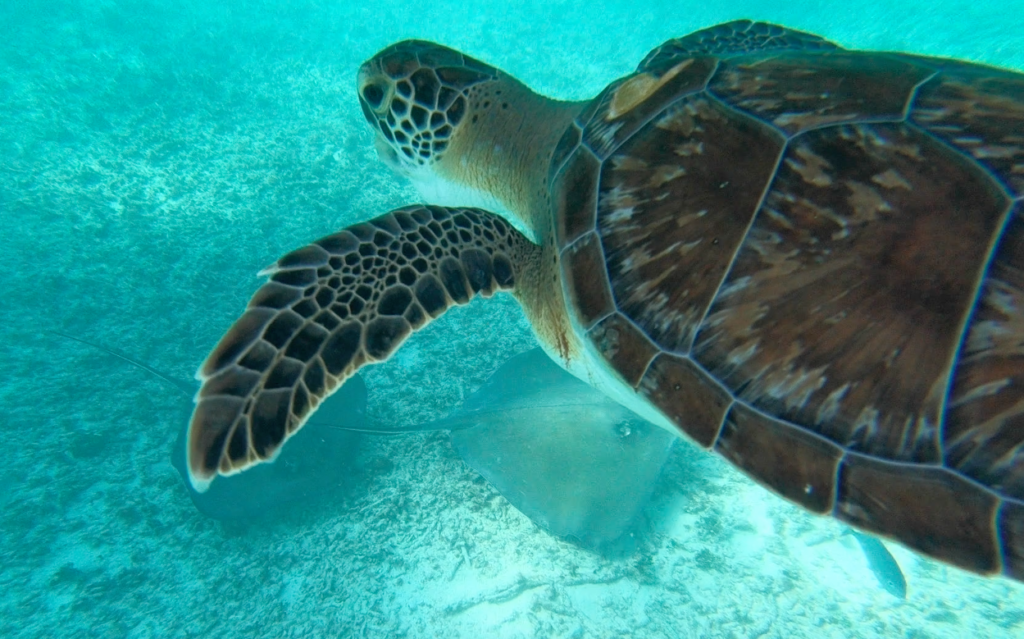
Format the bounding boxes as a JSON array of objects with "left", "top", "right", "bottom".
[
  {"left": 358, "top": 41, "right": 583, "bottom": 242},
  {"left": 357, "top": 41, "right": 497, "bottom": 173}
]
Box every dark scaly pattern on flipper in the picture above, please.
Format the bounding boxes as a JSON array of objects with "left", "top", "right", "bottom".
[
  {"left": 187, "top": 206, "right": 537, "bottom": 491},
  {"left": 558, "top": 30, "right": 1024, "bottom": 578},
  {"left": 638, "top": 20, "right": 840, "bottom": 71}
]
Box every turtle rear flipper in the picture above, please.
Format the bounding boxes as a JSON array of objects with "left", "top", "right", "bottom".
[{"left": 186, "top": 205, "right": 538, "bottom": 492}]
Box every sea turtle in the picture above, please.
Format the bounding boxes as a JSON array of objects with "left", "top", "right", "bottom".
[{"left": 185, "top": 20, "right": 1024, "bottom": 581}]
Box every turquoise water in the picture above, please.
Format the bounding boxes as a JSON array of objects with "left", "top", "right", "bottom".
[{"left": 3, "top": 1, "right": 1024, "bottom": 637}]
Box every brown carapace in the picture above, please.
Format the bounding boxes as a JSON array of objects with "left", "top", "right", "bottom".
[{"left": 188, "top": 21, "right": 1024, "bottom": 581}]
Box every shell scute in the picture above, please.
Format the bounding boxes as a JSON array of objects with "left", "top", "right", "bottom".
[
  {"left": 553, "top": 145, "right": 600, "bottom": 248},
  {"left": 596, "top": 94, "right": 784, "bottom": 353},
  {"left": 911, "top": 68, "right": 1024, "bottom": 197},
  {"left": 715, "top": 402, "right": 843, "bottom": 514},
  {"left": 562, "top": 233, "right": 615, "bottom": 330},
  {"left": 945, "top": 204, "right": 1024, "bottom": 496},
  {"left": 836, "top": 454, "right": 1001, "bottom": 573},
  {"left": 587, "top": 313, "right": 660, "bottom": 388},
  {"left": 710, "top": 51, "right": 935, "bottom": 136},
  {"left": 692, "top": 122, "right": 1011, "bottom": 465},
  {"left": 639, "top": 354, "right": 732, "bottom": 447}
]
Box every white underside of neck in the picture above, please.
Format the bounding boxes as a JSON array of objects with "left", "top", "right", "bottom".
[{"left": 405, "top": 169, "right": 539, "bottom": 244}]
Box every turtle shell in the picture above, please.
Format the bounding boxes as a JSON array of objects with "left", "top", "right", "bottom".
[{"left": 552, "top": 21, "right": 1024, "bottom": 578}]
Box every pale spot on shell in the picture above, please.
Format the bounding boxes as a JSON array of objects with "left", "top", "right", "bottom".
[
  {"left": 606, "top": 206, "right": 636, "bottom": 224},
  {"left": 786, "top": 146, "right": 833, "bottom": 187},
  {"left": 656, "top": 98, "right": 721, "bottom": 136},
  {"left": 954, "top": 136, "right": 984, "bottom": 146},
  {"left": 611, "top": 155, "right": 649, "bottom": 171},
  {"left": 774, "top": 112, "right": 856, "bottom": 131},
  {"left": 657, "top": 109, "right": 697, "bottom": 135},
  {"left": 649, "top": 165, "right": 686, "bottom": 188},
  {"left": 726, "top": 340, "right": 760, "bottom": 368},
  {"left": 871, "top": 169, "right": 912, "bottom": 190},
  {"left": 602, "top": 185, "right": 643, "bottom": 223},
  {"left": 845, "top": 180, "right": 893, "bottom": 222},
  {"left": 974, "top": 145, "right": 1021, "bottom": 159},
  {"left": 674, "top": 209, "right": 710, "bottom": 228},
  {"left": 763, "top": 207, "right": 795, "bottom": 230},
  {"left": 848, "top": 406, "right": 881, "bottom": 448},
  {"left": 674, "top": 140, "right": 704, "bottom": 156},
  {"left": 816, "top": 382, "right": 851, "bottom": 425},
  {"left": 951, "top": 378, "right": 1011, "bottom": 407},
  {"left": 677, "top": 238, "right": 703, "bottom": 256},
  {"left": 717, "top": 275, "right": 751, "bottom": 298},
  {"left": 764, "top": 363, "right": 829, "bottom": 412},
  {"left": 607, "top": 59, "right": 694, "bottom": 120},
  {"left": 963, "top": 280, "right": 1024, "bottom": 359},
  {"left": 889, "top": 140, "right": 924, "bottom": 160}
]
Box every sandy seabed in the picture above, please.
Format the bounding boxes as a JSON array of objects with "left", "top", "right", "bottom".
[{"left": 2, "top": 1, "right": 1024, "bottom": 637}]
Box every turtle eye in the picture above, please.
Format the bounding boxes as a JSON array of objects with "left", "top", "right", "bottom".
[{"left": 361, "top": 82, "right": 386, "bottom": 109}]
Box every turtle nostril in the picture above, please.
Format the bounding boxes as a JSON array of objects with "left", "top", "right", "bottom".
[{"left": 361, "top": 83, "right": 386, "bottom": 109}]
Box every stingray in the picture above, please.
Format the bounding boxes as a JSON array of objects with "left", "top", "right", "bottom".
[{"left": 416, "top": 348, "right": 677, "bottom": 552}]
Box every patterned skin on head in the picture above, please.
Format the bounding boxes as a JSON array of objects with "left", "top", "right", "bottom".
[{"left": 357, "top": 40, "right": 497, "bottom": 170}]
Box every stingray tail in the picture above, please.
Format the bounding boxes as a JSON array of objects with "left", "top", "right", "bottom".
[{"left": 49, "top": 330, "right": 195, "bottom": 396}]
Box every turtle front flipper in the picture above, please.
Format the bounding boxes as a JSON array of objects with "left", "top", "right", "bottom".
[{"left": 186, "top": 205, "right": 538, "bottom": 492}]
